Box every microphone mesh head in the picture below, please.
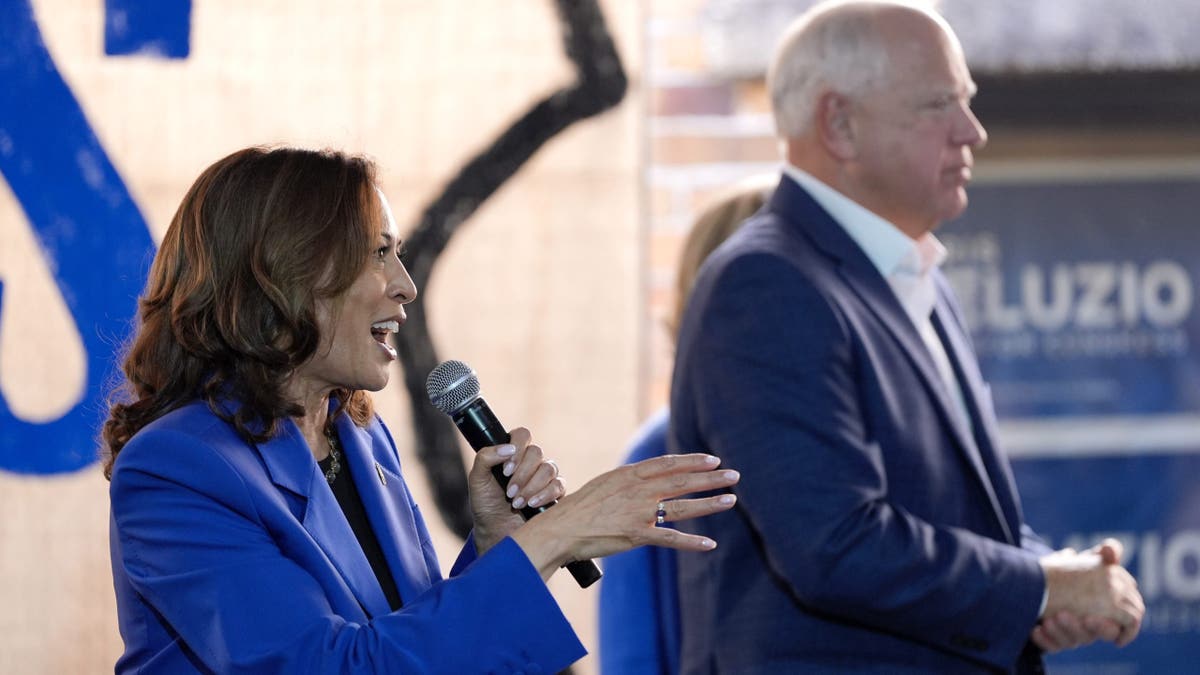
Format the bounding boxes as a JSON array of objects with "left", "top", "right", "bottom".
[{"left": 426, "top": 359, "right": 481, "bottom": 415}]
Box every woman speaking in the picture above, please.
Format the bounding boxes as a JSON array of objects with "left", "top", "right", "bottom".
[{"left": 103, "top": 146, "right": 738, "bottom": 674}]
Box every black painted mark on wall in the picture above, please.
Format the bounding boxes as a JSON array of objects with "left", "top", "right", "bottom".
[{"left": 394, "top": 0, "right": 627, "bottom": 539}]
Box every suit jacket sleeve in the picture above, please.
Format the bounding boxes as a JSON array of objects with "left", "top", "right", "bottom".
[
  {"left": 110, "top": 425, "right": 584, "bottom": 674},
  {"left": 683, "top": 251, "right": 1044, "bottom": 668}
]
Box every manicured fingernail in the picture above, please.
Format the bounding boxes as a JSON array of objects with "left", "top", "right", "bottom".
[
  {"left": 723, "top": 470, "right": 739, "bottom": 481},
  {"left": 719, "top": 494, "right": 736, "bottom": 505},
  {"left": 701, "top": 538, "right": 716, "bottom": 549},
  {"left": 705, "top": 455, "right": 720, "bottom": 465},
  {"left": 506, "top": 484, "right": 519, "bottom": 499},
  {"left": 512, "top": 496, "right": 526, "bottom": 509},
  {"left": 528, "top": 496, "right": 541, "bottom": 507},
  {"left": 497, "top": 444, "right": 516, "bottom": 457},
  {"left": 503, "top": 461, "right": 515, "bottom": 476}
]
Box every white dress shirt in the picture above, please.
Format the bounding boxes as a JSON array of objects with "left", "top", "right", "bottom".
[{"left": 782, "top": 164, "right": 970, "bottom": 427}]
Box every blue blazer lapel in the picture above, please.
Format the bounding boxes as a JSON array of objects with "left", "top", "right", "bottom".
[
  {"left": 836, "top": 265, "right": 980, "bottom": 447},
  {"left": 931, "top": 290, "right": 1023, "bottom": 544},
  {"left": 257, "top": 418, "right": 393, "bottom": 617},
  {"left": 334, "top": 415, "right": 434, "bottom": 605},
  {"left": 772, "top": 179, "right": 980, "bottom": 459},
  {"left": 773, "top": 178, "right": 1017, "bottom": 544}
]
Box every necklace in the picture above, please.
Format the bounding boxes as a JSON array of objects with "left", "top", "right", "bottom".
[{"left": 323, "top": 428, "right": 342, "bottom": 484}]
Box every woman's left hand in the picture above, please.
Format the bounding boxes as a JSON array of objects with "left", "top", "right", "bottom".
[{"left": 468, "top": 427, "right": 565, "bottom": 554}]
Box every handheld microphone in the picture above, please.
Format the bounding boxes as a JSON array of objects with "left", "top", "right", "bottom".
[{"left": 426, "top": 359, "right": 603, "bottom": 589}]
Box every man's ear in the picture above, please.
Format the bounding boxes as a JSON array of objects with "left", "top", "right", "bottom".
[{"left": 816, "top": 91, "right": 857, "bottom": 160}]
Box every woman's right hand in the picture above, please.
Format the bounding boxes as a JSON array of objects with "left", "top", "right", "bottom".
[{"left": 509, "top": 453, "right": 739, "bottom": 581}]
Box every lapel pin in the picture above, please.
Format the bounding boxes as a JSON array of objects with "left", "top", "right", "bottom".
[{"left": 375, "top": 462, "right": 387, "bottom": 486}]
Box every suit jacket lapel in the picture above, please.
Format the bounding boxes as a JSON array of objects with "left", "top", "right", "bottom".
[
  {"left": 334, "top": 415, "right": 433, "bottom": 605},
  {"left": 837, "top": 264, "right": 982, "bottom": 449},
  {"left": 931, "top": 292, "right": 1023, "bottom": 544},
  {"left": 257, "top": 417, "right": 392, "bottom": 617},
  {"left": 773, "top": 179, "right": 981, "bottom": 462},
  {"left": 773, "top": 178, "right": 1016, "bottom": 544}
]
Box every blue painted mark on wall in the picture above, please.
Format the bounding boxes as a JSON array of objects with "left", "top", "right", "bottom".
[
  {"left": 105, "top": 0, "right": 192, "bottom": 58},
  {"left": 0, "top": 0, "right": 176, "bottom": 474}
]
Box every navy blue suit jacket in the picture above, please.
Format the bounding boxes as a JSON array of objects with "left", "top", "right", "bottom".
[
  {"left": 109, "top": 400, "right": 584, "bottom": 673},
  {"left": 670, "top": 176, "right": 1049, "bottom": 673}
]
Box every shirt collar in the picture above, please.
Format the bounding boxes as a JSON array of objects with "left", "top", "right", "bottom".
[
  {"left": 912, "top": 231, "right": 948, "bottom": 276},
  {"left": 782, "top": 163, "right": 945, "bottom": 279}
]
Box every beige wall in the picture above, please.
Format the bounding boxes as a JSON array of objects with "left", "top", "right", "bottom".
[{"left": 0, "top": 1, "right": 643, "bottom": 672}]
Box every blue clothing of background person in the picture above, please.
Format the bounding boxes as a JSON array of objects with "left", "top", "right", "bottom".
[
  {"left": 598, "top": 408, "right": 681, "bottom": 675},
  {"left": 597, "top": 179, "right": 773, "bottom": 675}
]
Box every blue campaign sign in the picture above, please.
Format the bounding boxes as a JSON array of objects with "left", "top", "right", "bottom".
[
  {"left": 1013, "top": 453, "right": 1200, "bottom": 674},
  {"left": 943, "top": 178, "right": 1200, "bottom": 420},
  {"left": 945, "top": 176, "right": 1200, "bottom": 672},
  {"left": 0, "top": 0, "right": 180, "bottom": 474}
]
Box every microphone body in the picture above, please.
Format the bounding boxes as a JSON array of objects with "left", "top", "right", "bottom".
[
  {"left": 450, "top": 397, "right": 547, "bottom": 523},
  {"left": 429, "top": 362, "right": 603, "bottom": 588}
]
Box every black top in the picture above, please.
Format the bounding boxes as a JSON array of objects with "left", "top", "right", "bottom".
[{"left": 318, "top": 448, "right": 403, "bottom": 612}]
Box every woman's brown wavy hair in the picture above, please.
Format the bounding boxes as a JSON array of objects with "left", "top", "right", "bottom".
[{"left": 102, "top": 146, "right": 380, "bottom": 479}]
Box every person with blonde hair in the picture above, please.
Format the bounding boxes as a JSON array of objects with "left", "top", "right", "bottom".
[
  {"left": 104, "top": 145, "right": 741, "bottom": 674},
  {"left": 599, "top": 176, "right": 773, "bottom": 675},
  {"left": 670, "top": 1, "right": 1143, "bottom": 672}
]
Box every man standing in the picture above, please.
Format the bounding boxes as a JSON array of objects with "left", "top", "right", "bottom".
[{"left": 670, "top": 1, "right": 1144, "bottom": 672}]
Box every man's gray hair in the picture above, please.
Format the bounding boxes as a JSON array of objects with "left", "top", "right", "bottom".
[{"left": 768, "top": 0, "right": 938, "bottom": 138}]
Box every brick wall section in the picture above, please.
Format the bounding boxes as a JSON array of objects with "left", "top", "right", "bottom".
[{"left": 641, "top": 1, "right": 782, "bottom": 416}]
